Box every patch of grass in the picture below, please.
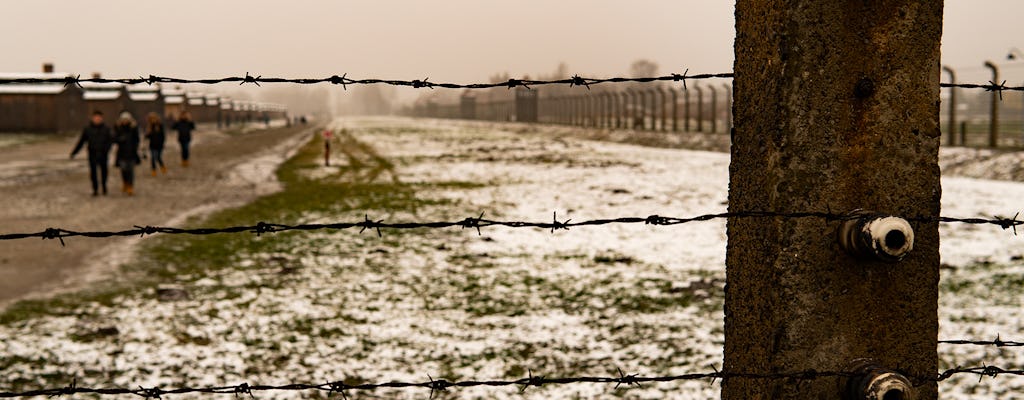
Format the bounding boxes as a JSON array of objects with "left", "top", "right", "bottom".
[{"left": 0, "top": 126, "right": 484, "bottom": 324}]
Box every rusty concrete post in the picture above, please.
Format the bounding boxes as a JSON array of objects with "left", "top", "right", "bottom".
[
  {"left": 645, "top": 89, "right": 652, "bottom": 130},
  {"left": 588, "top": 93, "right": 596, "bottom": 127},
  {"left": 650, "top": 88, "right": 659, "bottom": 131},
  {"left": 634, "top": 89, "right": 643, "bottom": 129},
  {"left": 663, "top": 86, "right": 671, "bottom": 131},
  {"left": 723, "top": 83, "right": 732, "bottom": 134},
  {"left": 622, "top": 90, "right": 630, "bottom": 129},
  {"left": 942, "top": 66, "right": 957, "bottom": 146},
  {"left": 618, "top": 91, "right": 626, "bottom": 129},
  {"left": 584, "top": 94, "right": 591, "bottom": 127},
  {"left": 607, "top": 92, "right": 615, "bottom": 128},
  {"left": 671, "top": 87, "right": 679, "bottom": 132},
  {"left": 581, "top": 93, "right": 589, "bottom": 127},
  {"left": 727, "top": 2, "right": 942, "bottom": 399},
  {"left": 603, "top": 92, "right": 611, "bottom": 129},
  {"left": 984, "top": 60, "right": 1000, "bottom": 147},
  {"left": 709, "top": 84, "right": 719, "bottom": 134},
  {"left": 695, "top": 83, "right": 704, "bottom": 132},
  {"left": 644, "top": 89, "right": 653, "bottom": 130},
  {"left": 683, "top": 87, "right": 691, "bottom": 132}
]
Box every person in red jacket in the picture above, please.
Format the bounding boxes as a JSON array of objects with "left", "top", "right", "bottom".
[{"left": 70, "top": 110, "right": 114, "bottom": 196}]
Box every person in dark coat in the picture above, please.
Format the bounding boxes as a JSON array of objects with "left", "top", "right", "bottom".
[
  {"left": 113, "top": 111, "right": 141, "bottom": 196},
  {"left": 70, "top": 110, "right": 114, "bottom": 196},
  {"left": 144, "top": 112, "right": 167, "bottom": 176},
  {"left": 171, "top": 111, "right": 196, "bottom": 167}
]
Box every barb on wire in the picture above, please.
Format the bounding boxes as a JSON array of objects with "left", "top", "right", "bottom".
[
  {"left": 940, "top": 335, "right": 1024, "bottom": 348},
  {"left": 941, "top": 81, "right": 1024, "bottom": 96},
  {"left": 2, "top": 365, "right": 1023, "bottom": 399},
  {"left": 1, "top": 210, "right": 1021, "bottom": 245},
  {"left": 0, "top": 72, "right": 735, "bottom": 90}
]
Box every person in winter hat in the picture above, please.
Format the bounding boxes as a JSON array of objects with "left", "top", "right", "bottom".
[{"left": 113, "top": 111, "right": 141, "bottom": 195}]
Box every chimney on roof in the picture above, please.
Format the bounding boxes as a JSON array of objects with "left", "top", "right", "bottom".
[
  {"left": 92, "top": 72, "right": 101, "bottom": 79},
  {"left": 42, "top": 63, "right": 54, "bottom": 73}
]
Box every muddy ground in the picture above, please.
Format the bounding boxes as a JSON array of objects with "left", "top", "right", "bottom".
[{"left": 0, "top": 124, "right": 314, "bottom": 308}]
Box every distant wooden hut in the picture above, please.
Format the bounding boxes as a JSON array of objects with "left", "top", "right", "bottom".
[
  {"left": 82, "top": 80, "right": 133, "bottom": 122},
  {"left": 204, "top": 94, "right": 221, "bottom": 127},
  {"left": 186, "top": 92, "right": 207, "bottom": 122},
  {"left": 0, "top": 64, "right": 87, "bottom": 133},
  {"left": 127, "top": 84, "right": 164, "bottom": 123},
  {"left": 219, "top": 97, "right": 234, "bottom": 127},
  {"left": 161, "top": 86, "right": 186, "bottom": 121}
]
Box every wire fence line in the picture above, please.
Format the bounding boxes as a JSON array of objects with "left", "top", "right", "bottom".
[
  {"left": 2, "top": 365, "right": 1022, "bottom": 399},
  {"left": 0, "top": 72, "right": 733, "bottom": 90},
  {"left": 939, "top": 336, "right": 1024, "bottom": 348},
  {"left": 0, "top": 210, "right": 1021, "bottom": 246},
  {"left": 1, "top": 72, "right": 1021, "bottom": 94}
]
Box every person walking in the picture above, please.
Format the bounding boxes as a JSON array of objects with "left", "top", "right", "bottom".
[
  {"left": 70, "top": 110, "right": 114, "bottom": 196},
  {"left": 113, "top": 111, "right": 141, "bottom": 196},
  {"left": 144, "top": 112, "right": 167, "bottom": 176},
  {"left": 171, "top": 111, "right": 196, "bottom": 167}
]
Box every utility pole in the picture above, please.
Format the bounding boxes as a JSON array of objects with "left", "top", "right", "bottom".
[{"left": 727, "top": 2, "right": 943, "bottom": 399}]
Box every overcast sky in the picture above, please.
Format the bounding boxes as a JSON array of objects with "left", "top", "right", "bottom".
[{"left": 2, "top": 1, "right": 1022, "bottom": 95}]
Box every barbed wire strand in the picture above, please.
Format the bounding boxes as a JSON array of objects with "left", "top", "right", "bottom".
[
  {"left": 0, "top": 72, "right": 733, "bottom": 91},
  {"left": 0, "top": 365, "right": 1021, "bottom": 399},
  {"left": 940, "top": 335, "right": 1024, "bottom": 348},
  {"left": 0, "top": 210, "right": 1020, "bottom": 246},
  {"left": 0, "top": 72, "right": 1020, "bottom": 93}
]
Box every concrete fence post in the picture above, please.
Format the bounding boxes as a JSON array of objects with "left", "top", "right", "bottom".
[
  {"left": 695, "top": 84, "right": 704, "bottom": 132},
  {"left": 625, "top": 90, "right": 634, "bottom": 129},
  {"left": 709, "top": 84, "right": 718, "bottom": 134},
  {"left": 648, "top": 88, "right": 658, "bottom": 131},
  {"left": 726, "top": 2, "right": 942, "bottom": 399},
  {"left": 984, "top": 60, "right": 1000, "bottom": 147},
  {"left": 723, "top": 83, "right": 732, "bottom": 134},
  {"left": 941, "top": 66, "right": 956, "bottom": 146},
  {"left": 616, "top": 91, "right": 624, "bottom": 129},
  {"left": 683, "top": 87, "right": 691, "bottom": 132},
  {"left": 660, "top": 87, "right": 668, "bottom": 132},
  {"left": 670, "top": 88, "right": 679, "bottom": 132},
  {"left": 598, "top": 92, "right": 606, "bottom": 128}
]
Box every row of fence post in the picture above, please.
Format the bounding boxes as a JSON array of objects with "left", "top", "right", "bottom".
[
  {"left": 943, "top": 62, "right": 1023, "bottom": 148},
  {"left": 410, "top": 84, "right": 734, "bottom": 134},
  {"left": 412, "top": 67, "right": 1018, "bottom": 148}
]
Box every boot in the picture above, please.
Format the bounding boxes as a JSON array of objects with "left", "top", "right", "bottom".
[
  {"left": 161, "top": 165, "right": 168, "bottom": 175},
  {"left": 122, "top": 183, "right": 127, "bottom": 193},
  {"left": 151, "top": 169, "right": 157, "bottom": 177},
  {"left": 125, "top": 184, "right": 134, "bottom": 196},
  {"left": 182, "top": 160, "right": 190, "bottom": 167}
]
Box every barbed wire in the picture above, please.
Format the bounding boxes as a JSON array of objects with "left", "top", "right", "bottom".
[
  {"left": 1, "top": 365, "right": 1021, "bottom": 399},
  {"left": 0, "top": 210, "right": 1020, "bottom": 246},
  {"left": 940, "top": 335, "right": 1024, "bottom": 348},
  {"left": 1, "top": 72, "right": 1019, "bottom": 94},
  {"left": 0, "top": 71, "right": 733, "bottom": 91}
]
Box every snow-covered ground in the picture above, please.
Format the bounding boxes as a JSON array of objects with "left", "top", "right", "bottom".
[{"left": 1, "top": 117, "right": 1022, "bottom": 399}]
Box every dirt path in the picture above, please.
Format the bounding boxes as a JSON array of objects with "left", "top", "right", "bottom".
[{"left": 0, "top": 124, "right": 315, "bottom": 308}]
